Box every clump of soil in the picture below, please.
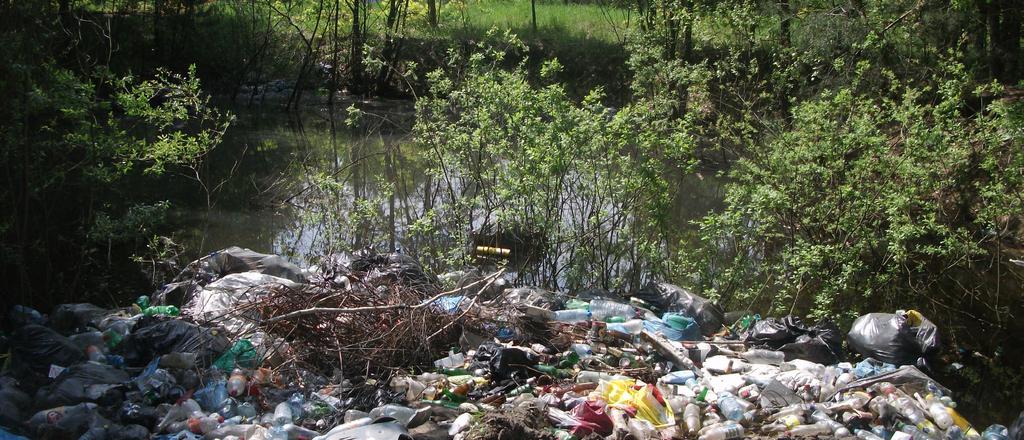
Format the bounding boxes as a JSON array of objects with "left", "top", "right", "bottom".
[{"left": 464, "top": 402, "right": 558, "bottom": 440}]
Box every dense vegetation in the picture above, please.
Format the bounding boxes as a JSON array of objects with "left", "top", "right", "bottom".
[{"left": 0, "top": 0, "right": 1022, "bottom": 422}]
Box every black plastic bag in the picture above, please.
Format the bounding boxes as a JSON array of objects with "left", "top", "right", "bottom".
[
  {"left": 205, "top": 246, "right": 307, "bottom": 283},
  {"left": 50, "top": 304, "right": 110, "bottom": 334},
  {"left": 114, "top": 319, "right": 230, "bottom": 367},
  {"left": 744, "top": 318, "right": 794, "bottom": 349},
  {"left": 8, "top": 325, "right": 85, "bottom": 387},
  {"left": 1009, "top": 410, "right": 1024, "bottom": 440},
  {"left": 635, "top": 282, "right": 725, "bottom": 336},
  {"left": 0, "top": 377, "right": 31, "bottom": 428},
  {"left": 351, "top": 248, "right": 437, "bottom": 290},
  {"left": 488, "top": 347, "right": 538, "bottom": 382},
  {"left": 846, "top": 311, "right": 941, "bottom": 365},
  {"left": 35, "top": 362, "right": 129, "bottom": 409},
  {"left": 780, "top": 319, "right": 844, "bottom": 365}
]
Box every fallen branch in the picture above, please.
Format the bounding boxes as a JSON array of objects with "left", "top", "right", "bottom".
[{"left": 261, "top": 268, "right": 506, "bottom": 324}]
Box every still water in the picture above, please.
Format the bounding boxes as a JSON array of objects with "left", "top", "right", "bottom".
[{"left": 168, "top": 101, "right": 727, "bottom": 267}]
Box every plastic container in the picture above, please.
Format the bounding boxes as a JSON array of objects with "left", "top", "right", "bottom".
[
  {"left": 273, "top": 402, "right": 293, "bottom": 426},
  {"left": 715, "top": 392, "right": 745, "bottom": 422},
  {"left": 684, "top": 403, "right": 701, "bottom": 435},
  {"left": 589, "top": 300, "right": 634, "bottom": 321},
  {"left": 577, "top": 370, "right": 631, "bottom": 383},
  {"left": 739, "top": 349, "right": 785, "bottom": 365},
  {"left": 607, "top": 319, "right": 645, "bottom": 335},
  {"left": 661, "top": 370, "right": 697, "bottom": 385},
  {"left": 926, "top": 400, "right": 954, "bottom": 429},
  {"left": 698, "top": 422, "right": 744, "bottom": 440},
  {"left": 787, "top": 423, "right": 832, "bottom": 436},
  {"left": 554, "top": 309, "right": 591, "bottom": 323},
  {"left": 227, "top": 369, "right": 247, "bottom": 397}
]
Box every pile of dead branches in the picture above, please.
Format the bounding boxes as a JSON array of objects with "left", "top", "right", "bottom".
[{"left": 239, "top": 269, "right": 518, "bottom": 376}]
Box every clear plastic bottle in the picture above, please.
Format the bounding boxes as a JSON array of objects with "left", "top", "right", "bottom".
[
  {"left": 684, "top": 403, "right": 701, "bottom": 435},
  {"left": 926, "top": 399, "right": 954, "bottom": 429},
  {"left": 553, "top": 309, "right": 591, "bottom": 323},
  {"left": 287, "top": 393, "right": 306, "bottom": 420},
  {"left": 273, "top": 401, "right": 293, "bottom": 426},
  {"left": 698, "top": 422, "right": 744, "bottom": 440},
  {"left": 576, "top": 370, "right": 630, "bottom": 383},
  {"left": 572, "top": 343, "right": 594, "bottom": 359},
  {"left": 739, "top": 349, "right": 785, "bottom": 365},
  {"left": 589, "top": 300, "right": 635, "bottom": 321},
  {"left": 715, "top": 392, "right": 745, "bottom": 422},
  {"left": 855, "top": 429, "right": 886, "bottom": 440},
  {"left": 607, "top": 319, "right": 644, "bottom": 335},
  {"left": 227, "top": 369, "right": 247, "bottom": 397},
  {"left": 787, "top": 423, "right": 832, "bottom": 437}
]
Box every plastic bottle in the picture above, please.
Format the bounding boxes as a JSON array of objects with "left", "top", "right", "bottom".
[
  {"left": 85, "top": 345, "right": 106, "bottom": 363},
  {"left": 698, "top": 422, "right": 744, "bottom": 440},
  {"left": 607, "top": 319, "right": 645, "bottom": 335},
  {"left": 926, "top": 399, "right": 954, "bottom": 429},
  {"left": 856, "top": 429, "right": 886, "bottom": 440},
  {"left": 662, "top": 370, "right": 697, "bottom": 385},
  {"left": 188, "top": 413, "right": 222, "bottom": 434},
  {"left": 684, "top": 403, "right": 701, "bottom": 435},
  {"left": 739, "top": 349, "right": 785, "bottom": 365},
  {"left": 287, "top": 393, "right": 306, "bottom": 420},
  {"left": 368, "top": 404, "right": 421, "bottom": 427},
  {"left": 715, "top": 392, "right": 745, "bottom": 422},
  {"left": 284, "top": 423, "right": 320, "bottom": 439},
  {"left": 787, "top": 423, "right": 832, "bottom": 437},
  {"left": 589, "top": 300, "right": 635, "bottom": 321},
  {"left": 157, "top": 399, "right": 201, "bottom": 431},
  {"left": 565, "top": 299, "right": 589, "bottom": 310},
  {"left": 273, "top": 402, "right": 294, "bottom": 426},
  {"left": 534, "top": 365, "right": 572, "bottom": 378},
  {"left": 554, "top": 309, "right": 591, "bottom": 323},
  {"left": 576, "top": 370, "right": 630, "bottom": 383},
  {"left": 571, "top": 343, "right": 594, "bottom": 359},
  {"left": 763, "top": 414, "right": 803, "bottom": 433},
  {"left": 268, "top": 426, "right": 289, "bottom": 440},
  {"left": 143, "top": 305, "right": 180, "bottom": 316},
  {"left": 226, "top": 369, "right": 247, "bottom": 397},
  {"left": 982, "top": 425, "right": 1009, "bottom": 440}
]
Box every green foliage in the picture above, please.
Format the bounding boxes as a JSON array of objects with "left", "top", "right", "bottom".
[
  {"left": 414, "top": 32, "right": 698, "bottom": 290},
  {"left": 684, "top": 59, "right": 1024, "bottom": 323}
]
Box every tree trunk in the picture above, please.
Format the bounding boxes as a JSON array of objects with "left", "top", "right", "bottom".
[
  {"left": 531, "top": 0, "right": 537, "bottom": 32},
  {"left": 995, "top": 0, "right": 1020, "bottom": 83},
  {"left": 779, "top": 0, "right": 792, "bottom": 47},
  {"left": 350, "top": 0, "right": 365, "bottom": 94},
  {"left": 428, "top": 0, "right": 437, "bottom": 27}
]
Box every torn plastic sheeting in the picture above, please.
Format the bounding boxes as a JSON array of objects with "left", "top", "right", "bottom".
[
  {"left": 185, "top": 271, "right": 300, "bottom": 335},
  {"left": 832, "top": 365, "right": 950, "bottom": 399},
  {"left": 633, "top": 282, "right": 724, "bottom": 336},
  {"left": 847, "top": 310, "right": 941, "bottom": 365},
  {"left": 35, "top": 362, "right": 130, "bottom": 409},
  {"left": 350, "top": 248, "right": 438, "bottom": 289},
  {"left": 114, "top": 319, "right": 230, "bottom": 367}
]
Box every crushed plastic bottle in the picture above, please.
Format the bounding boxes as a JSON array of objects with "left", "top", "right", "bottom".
[
  {"left": 739, "top": 349, "right": 785, "bottom": 365},
  {"left": 698, "top": 422, "right": 744, "bottom": 440},
  {"left": 227, "top": 369, "right": 247, "bottom": 397}
]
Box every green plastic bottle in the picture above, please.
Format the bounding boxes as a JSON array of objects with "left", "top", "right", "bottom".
[
  {"left": 557, "top": 352, "right": 580, "bottom": 369},
  {"left": 143, "top": 305, "right": 179, "bottom": 316},
  {"left": 438, "top": 367, "right": 470, "bottom": 376},
  {"left": 535, "top": 365, "right": 572, "bottom": 378},
  {"left": 136, "top": 295, "right": 151, "bottom": 309}
]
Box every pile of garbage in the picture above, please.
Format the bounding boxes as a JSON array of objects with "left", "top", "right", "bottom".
[{"left": 1, "top": 246, "right": 1022, "bottom": 440}]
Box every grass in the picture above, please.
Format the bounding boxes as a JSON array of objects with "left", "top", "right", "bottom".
[{"left": 412, "top": 0, "right": 634, "bottom": 45}]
